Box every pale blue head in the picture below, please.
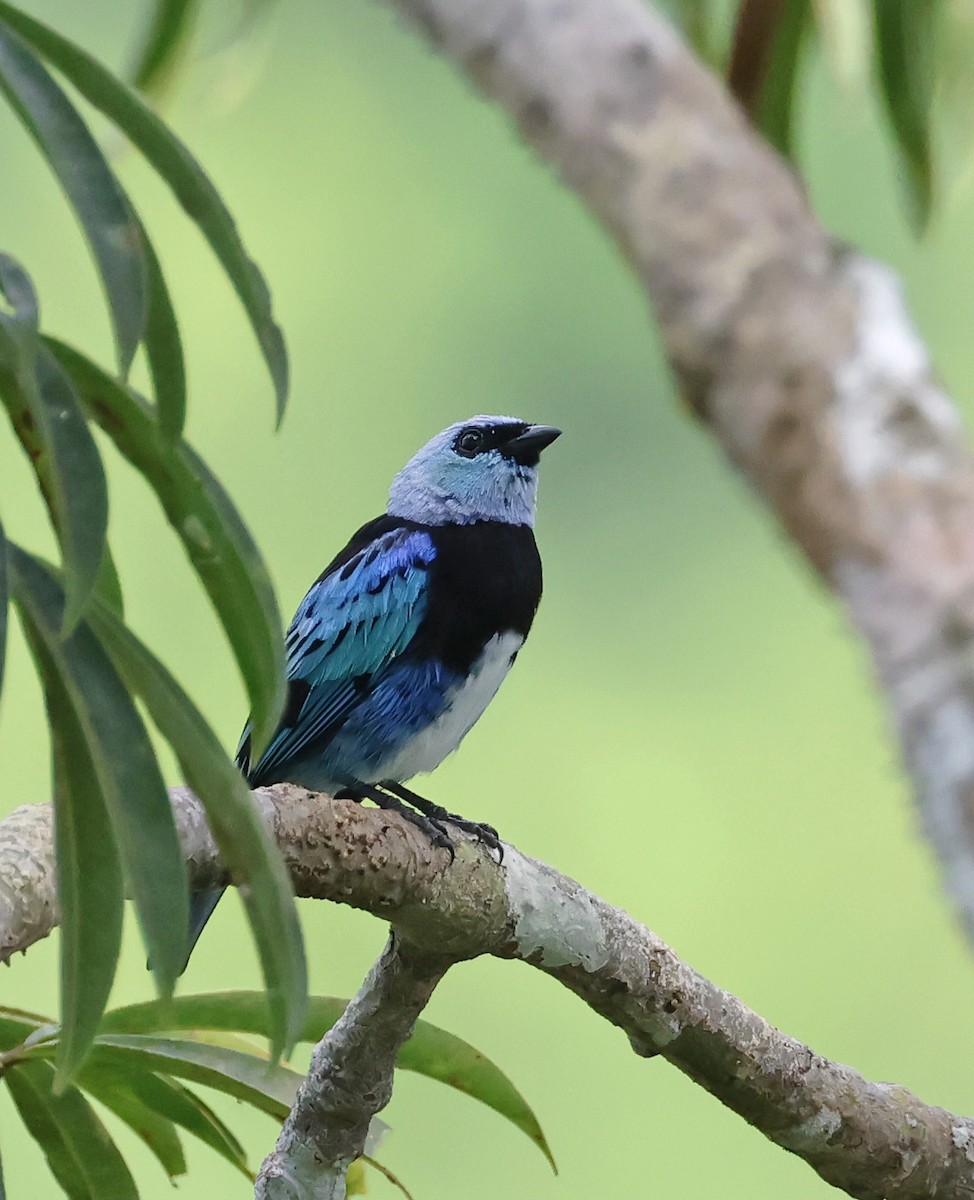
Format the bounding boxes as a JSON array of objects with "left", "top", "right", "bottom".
[{"left": 387, "top": 415, "right": 561, "bottom": 527}]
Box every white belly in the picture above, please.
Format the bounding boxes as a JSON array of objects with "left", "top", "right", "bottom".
[{"left": 376, "top": 631, "right": 523, "bottom": 781}]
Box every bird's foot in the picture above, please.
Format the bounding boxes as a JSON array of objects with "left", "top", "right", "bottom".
[
  {"left": 356, "top": 784, "right": 456, "bottom": 861},
  {"left": 381, "top": 781, "right": 503, "bottom": 861}
]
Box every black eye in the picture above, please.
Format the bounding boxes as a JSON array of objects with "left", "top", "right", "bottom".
[{"left": 455, "top": 428, "right": 484, "bottom": 456}]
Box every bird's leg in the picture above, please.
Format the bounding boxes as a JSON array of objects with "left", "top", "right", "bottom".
[
  {"left": 380, "top": 781, "right": 503, "bottom": 859},
  {"left": 350, "top": 783, "right": 456, "bottom": 861}
]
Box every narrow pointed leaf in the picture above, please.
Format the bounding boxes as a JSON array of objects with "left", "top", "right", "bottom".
[
  {"left": 82, "top": 1068, "right": 250, "bottom": 1177},
  {"left": 0, "top": 1007, "right": 47, "bottom": 1027},
  {"left": 102, "top": 991, "right": 555, "bottom": 1168},
  {"left": 347, "top": 1158, "right": 369, "bottom": 1197},
  {"left": 0, "top": 1013, "right": 46, "bottom": 1052},
  {"left": 8, "top": 547, "right": 188, "bottom": 1000},
  {"left": 140, "top": 222, "right": 186, "bottom": 439},
  {"left": 23, "top": 630, "right": 123, "bottom": 1089},
  {"left": 0, "top": 22, "right": 146, "bottom": 371},
  {"left": 131, "top": 0, "right": 199, "bottom": 95},
  {"left": 47, "top": 339, "right": 285, "bottom": 755},
  {"left": 0, "top": 262, "right": 108, "bottom": 633},
  {"left": 5, "top": 1058, "right": 138, "bottom": 1200},
  {"left": 95, "top": 549, "right": 125, "bottom": 617},
  {"left": 77, "top": 1066, "right": 186, "bottom": 1181},
  {"left": 0, "top": 251, "right": 38, "bottom": 327},
  {"left": 86, "top": 597, "right": 305, "bottom": 1060},
  {"left": 0, "top": 0, "right": 288, "bottom": 418},
  {"left": 0, "top": 253, "right": 39, "bottom": 405},
  {"left": 755, "top": 0, "right": 811, "bottom": 158},
  {"left": 871, "top": 0, "right": 941, "bottom": 228},
  {"left": 17, "top": 350, "right": 108, "bottom": 633},
  {"left": 77, "top": 1035, "right": 301, "bottom": 1119},
  {"left": 1, "top": 1005, "right": 252, "bottom": 1176}
]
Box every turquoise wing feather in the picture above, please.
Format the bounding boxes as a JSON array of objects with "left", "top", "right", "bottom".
[{"left": 239, "top": 525, "right": 434, "bottom": 781}]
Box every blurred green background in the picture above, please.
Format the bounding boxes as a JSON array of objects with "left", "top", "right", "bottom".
[{"left": 3, "top": 1, "right": 974, "bottom": 1196}]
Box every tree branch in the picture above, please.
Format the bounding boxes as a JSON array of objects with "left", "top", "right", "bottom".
[
  {"left": 1, "top": 786, "right": 973, "bottom": 1199},
  {"left": 373, "top": 0, "right": 974, "bottom": 948},
  {"left": 255, "top": 934, "right": 448, "bottom": 1200}
]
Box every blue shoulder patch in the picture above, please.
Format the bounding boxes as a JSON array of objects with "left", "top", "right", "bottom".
[{"left": 244, "top": 526, "right": 435, "bottom": 781}]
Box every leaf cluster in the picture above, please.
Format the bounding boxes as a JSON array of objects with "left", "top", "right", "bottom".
[
  {"left": 671, "top": 0, "right": 949, "bottom": 228},
  {"left": 0, "top": 1, "right": 564, "bottom": 1193},
  {"left": 0, "top": 991, "right": 554, "bottom": 1197},
  {"left": 0, "top": 0, "right": 305, "bottom": 1087}
]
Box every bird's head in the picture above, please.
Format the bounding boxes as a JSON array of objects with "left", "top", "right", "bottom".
[{"left": 387, "top": 415, "right": 561, "bottom": 527}]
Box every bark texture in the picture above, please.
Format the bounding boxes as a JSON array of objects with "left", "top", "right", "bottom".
[{"left": 255, "top": 936, "right": 447, "bottom": 1200}]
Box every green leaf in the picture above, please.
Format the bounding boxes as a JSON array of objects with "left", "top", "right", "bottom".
[
  {"left": 78, "top": 1035, "right": 301, "bottom": 1119},
  {"left": 871, "top": 0, "right": 942, "bottom": 228},
  {"left": 81, "top": 1068, "right": 250, "bottom": 1177},
  {"left": 0, "top": 0, "right": 288, "bottom": 419},
  {"left": 5, "top": 1058, "right": 138, "bottom": 1200},
  {"left": 0, "top": 1006, "right": 48, "bottom": 1031},
  {"left": 94, "top": 548, "right": 125, "bottom": 617},
  {"left": 47, "top": 339, "right": 286, "bottom": 756},
  {"left": 7, "top": 547, "right": 189, "bottom": 1005},
  {"left": 347, "top": 1158, "right": 369, "bottom": 1197},
  {"left": 0, "top": 1014, "right": 47, "bottom": 1057},
  {"left": 0, "top": 260, "right": 108, "bottom": 633},
  {"left": 102, "top": 991, "right": 556, "bottom": 1169},
  {"left": 755, "top": 0, "right": 811, "bottom": 159},
  {"left": 77, "top": 1065, "right": 187, "bottom": 1181},
  {"left": 810, "top": 0, "right": 871, "bottom": 95},
  {"left": 23, "top": 628, "right": 123, "bottom": 1090},
  {"left": 0, "top": 22, "right": 147, "bottom": 372},
  {"left": 130, "top": 0, "right": 199, "bottom": 95},
  {"left": 0, "top": 253, "right": 40, "bottom": 420},
  {"left": 141, "top": 220, "right": 187, "bottom": 440},
  {"left": 84, "top": 594, "right": 306, "bottom": 1060},
  {"left": 7, "top": 349, "right": 108, "bottom": 634},
  {"left": 0, "top": 250, "right": 38, "bottom": 327}
]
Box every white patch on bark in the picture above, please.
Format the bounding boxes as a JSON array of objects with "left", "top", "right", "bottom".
[
  {"left": 833, "top": 256, "right": 959, "bottom": 487},
  {"left": 836, "top": 557, "right": 974, "bottom": 930},
  {"left": 503, "top": 848, "right": 608, "bottom": 970},
  {"left": 633, "top": 1010, "right": 681, "bottom": 1047},
  {"left": 909, "top": 695, "right": 974, "bottom": 919},
  {"left": 952, "top": 1124, "right": 974, "bottom": 1162},
  {"left": 774, "top": 1107, "right": 843, "bottom": 1152}
]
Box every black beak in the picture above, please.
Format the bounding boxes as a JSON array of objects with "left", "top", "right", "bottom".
[{"left": 503, "top": 424, "right": 562, "bottom": 466}]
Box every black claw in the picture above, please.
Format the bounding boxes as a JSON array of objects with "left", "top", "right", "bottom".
[
  {"left": 378, "top": 781, "right": 504, "bottom": 861},
  {"left": 446, "top": 815, "right": 502, "bottom": 853},
  {"left": 358, "top": 783, "right": 456, "bottom": 859}
]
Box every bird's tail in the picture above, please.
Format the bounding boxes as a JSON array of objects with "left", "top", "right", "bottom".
[{"left": 182, "top": 887, "right": 226, "bottom": 973}]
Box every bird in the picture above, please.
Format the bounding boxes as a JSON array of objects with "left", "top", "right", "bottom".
[{"left": 183, "top": 414, "right": 561, "bottom": 966}]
